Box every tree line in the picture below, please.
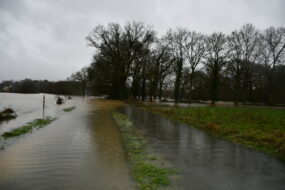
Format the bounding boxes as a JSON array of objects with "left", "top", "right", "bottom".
[
  {"left": 76, "top": 22, "right": 285, "bottom": 104},
  {"left": 2, "top": 22, "right": 284, "bottom": 104},
  {"left": 0, "top": 79, "right": 85, "bottom": 95}
]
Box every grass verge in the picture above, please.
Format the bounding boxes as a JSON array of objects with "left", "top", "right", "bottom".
[
  {"left": 143, "top": 105, "right": 285, "bottom": 161},
  {"left": 2, "top": 117, "right": 56, "bottom": 138},
  {"left": 63, "top": 106, "right": 76, "bottom": 112},
  {"left": 112, "top": 111, "right": 177, "bottom": 190}
]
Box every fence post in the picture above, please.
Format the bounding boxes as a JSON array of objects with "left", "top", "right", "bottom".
[{"left": 43, "top": 95, "right": 45, "bottom": 118}]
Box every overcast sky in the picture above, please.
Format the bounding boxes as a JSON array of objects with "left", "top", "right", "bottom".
[{"left": 0, "top": 0, "right": 284, "bottom": 82}]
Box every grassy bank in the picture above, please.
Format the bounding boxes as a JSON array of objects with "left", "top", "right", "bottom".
[
  {"left": 2, "top": 117, "right": 56, "bottom": 138},
  {"left": 143, "top": 106, "right": 285, "bottom": 161},
  {"left": 112, "top": 112, "right": 177, "bottom": 190},
  {"left": 63, "top": 106, "right": 76, "bottom": 112}
]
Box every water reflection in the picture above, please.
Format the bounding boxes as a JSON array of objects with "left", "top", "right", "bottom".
[
  {"left": 158, "top": 101, "right": 285, "bottom": 110},
  {"left": 120, "top": 106, "right": 285, "bottom": 190}
]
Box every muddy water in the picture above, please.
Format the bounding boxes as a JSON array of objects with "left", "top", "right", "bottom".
[
  {"left": 0, "top": 99, "right": 135, "bottom": 190},
  {"left": 120, "top": 106, "right": 285, "bottom": 190}
]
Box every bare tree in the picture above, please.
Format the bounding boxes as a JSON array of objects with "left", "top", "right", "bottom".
[
  {"left": 86, "top": 22, "right": 155, "bottom": 99},
  {"left": 204, "top": 32, "right": 228, "bottom": 104},
  {"left": 147, "top": 38, "right": 176, "bottom": 101},
  {"left": 69, "top": 67, "right": 89, "bottom": 95},
  {"left": 183, "top": 31, "right": 205, "bottom": 102},
  {"left": 260, "top": 27, "right": 285, "bottom": 104},
  {"left": 84, "top": 21, "right": 285, "bottom": 104},
  {"left": 227, "top": 24, "right": 261, "bottom": 104},
  {"left": 166, "top": 28, "right": 188, "bottom": 102}
]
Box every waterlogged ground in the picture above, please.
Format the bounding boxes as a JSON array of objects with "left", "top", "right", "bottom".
[
  {"left": 119, "top": 106, "right": 285, "bottom": 190},
  {"left": 0, "top": 97, "right": 135, "bottom": 190},
  {"left": 1, "top": 94, "right": 285, "bottom": 190}
]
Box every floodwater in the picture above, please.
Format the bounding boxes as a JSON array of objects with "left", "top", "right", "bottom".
[
  {"left": 0, "top": 93, "right": 75, "bottom": 134},
  {"left": 1, "top": 93, "right": 285, "bottom": 190},
  {"left": 0, "top": 96, "right": 135, "bottom": 190},
  {"left": 120, "top": 106, "right": 285, "bottom": 190}
]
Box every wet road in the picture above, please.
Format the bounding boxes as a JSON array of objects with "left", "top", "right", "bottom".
[
  {"left": 120, "top": 106, "right": 285, "bottom": 190},
  {"left": 0, "top": 99, "right": 135, "bottom": 190}
]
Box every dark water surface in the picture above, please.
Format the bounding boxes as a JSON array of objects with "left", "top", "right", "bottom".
[
  {"left": 120, "top": 106, "right": 285, "bottom": 190},
  {"left": 0, "top": 99, "right": 135, "bottom": 190}
]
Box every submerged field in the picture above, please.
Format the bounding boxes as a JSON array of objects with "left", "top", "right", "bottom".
[{"left": 143, "top": 106, "right": 285, "bottom": 161}]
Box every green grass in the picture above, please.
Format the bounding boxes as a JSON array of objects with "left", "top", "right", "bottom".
[
  {"left": 63, "top": 106, "right": 76, "bottom": 112},
  {"left": 2, "top": 117, "right": 56, "bottom": 138},
  {"left": 112, "top": 112, "right": 177, "bottom": 190},
  {"left": 143, "top": 105, "right": 285, "bottom": 161}
]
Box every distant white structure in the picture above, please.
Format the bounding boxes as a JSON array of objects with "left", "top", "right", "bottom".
[{"left": 3, "top": 86, "right": 12, "bottom": 92}]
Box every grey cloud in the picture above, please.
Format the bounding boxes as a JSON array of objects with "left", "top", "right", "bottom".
[{"left": 0, "top": 0, "right": 284, "bottom": 82}]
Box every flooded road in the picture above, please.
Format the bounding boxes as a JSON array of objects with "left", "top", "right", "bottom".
[
  {"left": 0, "top": 99, "right": 134, "bottom": 190},
  {"left": 120, "top": 106, "right": 285, "bottom": 190}
]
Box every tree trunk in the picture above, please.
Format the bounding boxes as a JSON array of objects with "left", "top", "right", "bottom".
[
  {"left": 158, "top": 79, "right": 163, "bottom": 100},
  {"left": 174, "top": 59, "right": 183, "bottom": 103},
  {"left": 153, "top": 82, "right": 158, "bottom": 100},
  {"left": 188, "top": 71, "right": 194, "bottom": 103},
  {"left": 149, "top": 82, "right": 153, "bottom": 102},
  {"left": 267, "top": 76, "right": 273, "bottom": 105},
  {"left": 141, "top": 77, "right": 146, "bottom": 101},
  {"left": 110, "top": 76, "right": 127, "bottom": 99},
  {"left": 131, "top": 79, "right": 139, "bottom": 98},
  {"left": 233, "top": 73, "right": 241, "bottom": 105},
  {"left": 210, "top": 68, "right": 219, "bottom": 104}
]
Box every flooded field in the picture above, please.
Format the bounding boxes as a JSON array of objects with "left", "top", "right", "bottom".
[
  {"left": 0, "top": 93, "right": 77, "bottom": 134},
  {"left": 120, "top": 106, "right": 285, "bottom": 190},
  {"left": 1, "top": 93, "right": 285, "bottom": 190},
  {"left": 0, "top": 96, "right": 134, "bottom": 190}
]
